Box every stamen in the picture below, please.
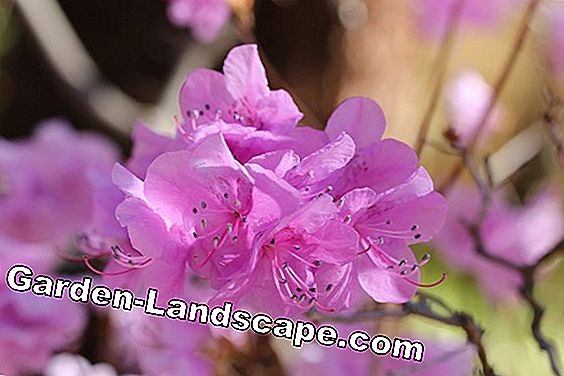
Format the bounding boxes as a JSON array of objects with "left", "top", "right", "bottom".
[
  {"left": 404, "top": 272, "right": 447, "bottom": 288},
  {"left": 83, "top": 257, "right": 139, "bottom": 277}
]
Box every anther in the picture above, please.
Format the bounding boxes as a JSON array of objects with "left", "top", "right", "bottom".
[
  {"left": 201, "top": 219, "right": 207, "bottom": 229},
  {"left": 325, "top": 284, "right": 333, "bottom": 292},
  {"left": 411, "top": 224, "right": 419, "bottom": 231},
  {"left": 201, "top": 201, "right": 207, "bottom": 209},
  {"left": 344, "top": 215, "right": 352, "bottom": 224},
  {"left": 192, "top": 207, "right": 198, "bottom": 214}
]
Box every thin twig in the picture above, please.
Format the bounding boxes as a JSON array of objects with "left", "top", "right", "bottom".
[
  {"left": 312, "top": 294, "right": 498, "bottom": 376},
  {"left": 415, "top": 0, "right": 466, "bottom": 155},
  {"left": 463, "top": 148, "right": 563, "bottom": 376},
  {"left": 439, "top": 0, "right": 542, "bottom": 193}
]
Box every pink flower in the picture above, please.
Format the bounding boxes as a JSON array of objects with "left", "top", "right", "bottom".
[
  {"left": 0, "top": 119, "right": 119, "bottom": 246},
  {"left": 167, "top": 0, "right": 231, "bottom": 42},
  {"left": 433, "top": 183, "right": 564, "bottom": 300},
  {"left": 341, "top": 169, "right": 447, "bottom": 303},
  {"left": 211, "top": 193, "right": 359, "bottom": 315},
  {"left": 323, "top": 97, "right": 423, "bottom": 198},
  {"left": 444, "top": 70, "right": 502, "bottom": 148},
  {"left": 547, "top": 8, "right": 564, "bottom": 75},
  {"left": 0, "top": 285, "right": 86, "bottom": 375},
  {"left": 179, "top": 44, "right": 316, "bottom": 162},
  {"left": 414, "top": 0, "right": 512, "bottom": 40},
  {"left": 322, "top": 97, "right": 448, "bottom": 303},
  {"left": 109, "top": 134, "right": 255, "bottom": 296}
]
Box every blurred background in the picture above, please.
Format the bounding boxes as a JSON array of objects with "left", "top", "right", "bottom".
[{"left": 1, "top": 0, "right": 563, "bottom": 375}]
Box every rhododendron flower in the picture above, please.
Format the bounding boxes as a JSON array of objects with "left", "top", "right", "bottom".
[
  {"left": 340, "top": 168, "right": 448, "bottom": 303},
  {"left": 433, "top": 184, "right": 564, "bottom": 300},
  {"left": 111, "top": 310, "right": 212, "bottom": 375},
  {"left": 211, "top": 193, "right": 359, "bottom": 315},
  {"left": 414, "top": 0, "right": 512, "bottom": 39},
  {"left": 444, "top": 70, "right": 502, "bottom": 148},
  {"left": 323, "top": 97, "right": 423, "bottom": 198},
  {"left": 105, "top": 45, "right": 447, "bottom": 315},
  {"left": 167, "top": 0, "right": 231, "bottom": 42},
  {"left": 178, "top": 44, "right": 320, "bottom": 162},
  {"left": 0, "top": 285, "right": 86, "bottom": 375},
  {"left": 111, "top": 134, "right": 255, "bottom": 293},
  {"left": 0, "top": 119, "right": 119, "bottom": 246},
  {"left": 45, "top": 354, "right": 136, "bottom": 376}
]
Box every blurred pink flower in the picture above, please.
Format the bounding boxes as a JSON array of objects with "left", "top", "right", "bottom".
[
  {"left": 167, "top": 0, "right": 231, "bottom": 42},
  {"left": 444, "top": 70, "right": 502, "bottom": 148},
  {"left": 414, "top": 0, "right": 512, "bottom": 40},
  {"left": 547, "top": 9, "right": 564, "bottom": 75},
  {"left": 433, "top": 184, "right": 564, "bottom": 300},
  {"left": 0, "top": 119, "right": 119, "bottom": 246},
  {"left": 0, "top": 285, "right": 86, "bottom": 375}
]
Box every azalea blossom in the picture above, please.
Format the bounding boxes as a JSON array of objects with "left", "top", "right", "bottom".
[
  {"left": 178, "top": 44, "right": 325, "bottom": 162},
  {"left": 0, "top": 119, "right": 119, "bottom": 246},
  {"left": 433, "top": 183, "right": 564, "bottom": 300},
  {"left": 167, "top": 0, "right": 231, "bottom": 42}
]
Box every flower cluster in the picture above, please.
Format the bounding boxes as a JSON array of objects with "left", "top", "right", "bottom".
[{"left": 83, "top": 44, "right": 448, "bottom": 317}]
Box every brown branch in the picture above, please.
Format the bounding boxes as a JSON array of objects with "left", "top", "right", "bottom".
[
  {"left": 438, "top": 0, "right": 541, "bottom": 193},
  {"left": 520, "top": 267, "right": 563, "bottom": 376},
  {"left": 462, "top": 147, "right": 563, "bottom": 376},
  {"left": 415, "top": 0, "right": 466, "bottom": 155}
]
